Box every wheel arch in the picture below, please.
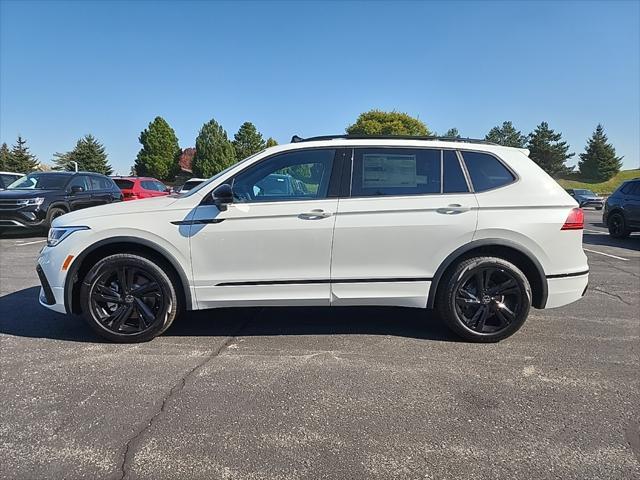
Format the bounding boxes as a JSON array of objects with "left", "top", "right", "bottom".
[
  {"left": 48, "top": 202, "right": 70, "bottom": 213},
  {"left": 427, "top": 239, "right": 548, "bottom": 310},
  {"left": 65, "top": 236, "right": 193, "bottom": 315}
]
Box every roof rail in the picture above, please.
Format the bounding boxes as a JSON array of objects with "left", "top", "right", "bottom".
[{"left": 290, "top": 134, "right": 498, "bottom": 145}]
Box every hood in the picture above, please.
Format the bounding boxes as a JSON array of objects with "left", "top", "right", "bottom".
[
  {"left": 54, "top": 195, "right": 183, "bottom": 226},
  {"left": 0, "top": 189, "right": 61, "bottom": 199}
]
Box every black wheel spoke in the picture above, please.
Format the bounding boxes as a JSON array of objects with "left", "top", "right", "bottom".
[
  {"left": 488, "top": 279, "right": 517, "bottom": 296},
  {"left": 130, "top": 281, "right": 159, "bottom": 297},
  {"left": 93, "top": 285, "right": 123, "bottom": 304},
  {"left": 117, "top": 267, "right": 129, "bottom": 292},
  {"left": 134, "top": 298, "right": 156, "bottom": 326},
  {"left": 107, "top": 304, "right": 133, "bottom": 331}
]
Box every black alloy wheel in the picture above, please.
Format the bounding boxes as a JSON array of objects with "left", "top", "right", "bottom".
[
  {"left": 81, "top": 254, "right": 179, "bottom": 342},
  {"left": 608, "top": 212, "right": 630, "bottom": 238}
]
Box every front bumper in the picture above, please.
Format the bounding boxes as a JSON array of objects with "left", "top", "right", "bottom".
[
  {"left": 0, "top": 211, "right": 47, "bottom": 228},
  {"left": 37, "top": 245, "right": 72, "bottom": 314}
]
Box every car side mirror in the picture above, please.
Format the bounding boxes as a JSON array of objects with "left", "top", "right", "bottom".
[
  {"left": 70, "top": 185, "right": 85, "bottom": 194},
  {"left": 211, "top": 183, "right": 233, "bottom": 211}
]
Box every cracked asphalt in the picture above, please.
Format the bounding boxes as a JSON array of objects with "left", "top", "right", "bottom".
[{"left": 1, "top": 210, "right": 638, "bottom": 479}]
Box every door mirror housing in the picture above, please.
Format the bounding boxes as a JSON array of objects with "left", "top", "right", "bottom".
[
  {"left": 70, "top": 185, "right": 85, "bottom": 194},
  {"left": 211, "top": 183, "right": 233, "bottom": 210}
]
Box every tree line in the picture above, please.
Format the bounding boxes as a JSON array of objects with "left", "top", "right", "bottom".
[{"left": 1, "top": 109, "right": 624, "bottom": 183}]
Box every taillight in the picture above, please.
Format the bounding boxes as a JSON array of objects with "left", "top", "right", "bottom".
[{"left": 561, "top": 207, "right": 584, "bottom": 230}]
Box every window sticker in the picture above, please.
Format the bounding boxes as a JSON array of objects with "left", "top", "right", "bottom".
[{"left": 362, "top": 154, "right": 418, "bottom": 188}]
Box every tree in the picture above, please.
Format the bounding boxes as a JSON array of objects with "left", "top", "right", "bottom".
[
  {"left": 444, "top": 128, "right": 461, "bottom": 138},
  {"left": 0, "top": 143, "right": 10, "bottom": 170},
  {"left": 134, "top": 116, "right": 181, "bottom": 181},
  {"left": 192, "top": 118, "right": 236, "bottom": 178},
  {"left": 346, "top": 109, "right": 430, "bottom": 136},
  {"left": 578, "top": 124, "right": 623, "bottom": 181},
  {"left": 8, "top": 136, "right": 39, "bottom": 173},
  {"left": 53, "top": 134, "right": 112, "bottom": 175},
  {"left": 527, "top": 122, "right": 574, "bottom": 176},
  {"left": 265, "top": 137, "right": 278, "bottom": 148},
  {"left": 232, "top": 122, "right": 266, "bottom": 160},
  {"left": 485, "top": 121, "right": 528, "bottom": 147}
]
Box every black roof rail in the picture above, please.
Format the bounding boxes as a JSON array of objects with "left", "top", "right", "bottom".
[{"left": 290, "top": 134, "right": 498, "bottom": 145}]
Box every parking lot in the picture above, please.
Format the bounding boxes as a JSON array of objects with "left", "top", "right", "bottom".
[{"left": 0, "top": 209, "right": 638, "bottom": 479}]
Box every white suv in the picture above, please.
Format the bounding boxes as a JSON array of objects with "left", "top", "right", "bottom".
[{"left": 37, "top": 136, "right": 589, "bottom": 343}]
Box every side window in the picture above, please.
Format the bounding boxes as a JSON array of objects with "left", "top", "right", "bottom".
[
  {"left": 620, "top": 183, "right": 632, "bottom": 195},
  {"left": 232, "top": 149, "right": 335, "bottom": 203},
  {"left": 68, "top": 175, "right": 90, "bottom": 192},
  {"left": 461, "top": 151, "right": 515, "bottom": 192},
  {"left": 141, "top": 180, "right": 155, "bottom": 191},
  {"left": 630, "top": 181, "right": 640, "bottom": 197},
  {"left": 155, "top": 181, "right": 167, "bottom": 192},
  {"left": 351, "top": 148, "right": 440, "bottom": 197},
  {"left": 89, "top": 176, "right": 110, "bottom": 190},
  {"left": 443, "top": 150, "right": 469, "bottom": 193}
]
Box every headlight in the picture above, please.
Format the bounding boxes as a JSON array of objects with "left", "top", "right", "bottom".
[
  {"left": 47, "top": 226, "right": 90, "bottom": 247},
  {"left": 17, "top": 197, "right": 45, "bottom": 207}
]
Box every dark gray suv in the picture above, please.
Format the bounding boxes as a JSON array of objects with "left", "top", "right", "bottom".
[{"left": 603, "top": 179, "right": 640, "bottom": 238}]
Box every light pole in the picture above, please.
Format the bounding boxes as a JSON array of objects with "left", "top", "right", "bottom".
[{"left": 69, "top": 161, "right": 78, "bottom": 172}]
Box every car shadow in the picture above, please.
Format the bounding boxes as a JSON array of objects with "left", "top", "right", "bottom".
[
  {"left": 0, "top": 287, "right": 458, "bottom": 343},
  {"left": 583, "top": 232, "right": 640, "bottom": 251},
  {"left": 0, "top": 230, "right": 46, "bottom": 239}
]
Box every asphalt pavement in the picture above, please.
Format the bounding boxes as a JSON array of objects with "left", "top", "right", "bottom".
[{"left": 1, "top": 209, "right": 638, "bottom": 480}]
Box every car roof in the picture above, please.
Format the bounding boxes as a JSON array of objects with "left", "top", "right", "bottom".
[
  {"left": 0, "top": 171, "right": 24, "bottom": 175},
  {"left": 112, "top": 176, "right": 160, "bottom": 181}
]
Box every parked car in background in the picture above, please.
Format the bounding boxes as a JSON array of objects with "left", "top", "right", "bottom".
[
  {"left": 0, "top": 171, "right": 24, "bottom": 189},
  {"left": 178, "top": 178, "right": 207, "bottom": 193},
  {"left": 112, "top": 176, "right": 171, "bottom": 201},
  {"left": 37, "top": 135, "right": 588, "bottom": 344},
  {"left": 602, "top": 178, "right": 640, "bottom": 238},
  {"left": 565, "top": 188, "right": 604, "bottom": 210},
  {"left": 0, "top": 171, "right": 122, "bottom": 232}
]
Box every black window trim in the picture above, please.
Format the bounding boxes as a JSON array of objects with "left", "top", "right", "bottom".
[{"left": 458, "top": 149, "right": 519, "bottom": 193}]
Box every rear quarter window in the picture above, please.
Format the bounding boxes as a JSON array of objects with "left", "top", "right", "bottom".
[
  {"left": 461, "top": 151, "right": 515, "bottom": 192},
  {"left": 114, "top": 179, "right": 135, "bottom": 189}
]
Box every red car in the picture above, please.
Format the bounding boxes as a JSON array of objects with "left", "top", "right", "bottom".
[{"left": 112, "top": 177, "right": 171, "bottom": 201}]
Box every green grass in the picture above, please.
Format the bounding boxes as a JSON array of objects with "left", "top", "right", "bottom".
[{"left": 555, "top": 169, "right": 639, "bottom": 194}]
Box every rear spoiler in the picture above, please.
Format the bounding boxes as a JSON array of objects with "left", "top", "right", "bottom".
[{"left": 517, "top": 148, "right": 530, "bottom": 156}]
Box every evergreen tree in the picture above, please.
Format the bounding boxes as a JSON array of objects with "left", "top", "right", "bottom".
[
  {"left": 485, "top": 121, "right": 528, "bottom": 147},
  {"left": 134, "top": 116, "right": 181, "bottom": 181},
  {"left": 444, "top": 128, "right": 461, "bottom": 138},
  {"left": 346, "top": 110, "right": 430, "bottom": 136},
  {"left": 527, "top": 122, "right": 574, "bottom": 176},
  {"left": 265, "top": 137, "right": 278, "bottom": 148},
  {"left": 192, "top": 118, "right": 236, "bottom": 178},
  {"left": 8, "top": 136, "right": 39, "bottom": 172},
  {"left": 233, "top": 122, "right": 266, "bottom": 160},
  {"left": 0, "top": 142, "right": 10, "bottom": 170},
  {"left": 578, "top": 124, "right": 623, "bottom": 181},
  {"left": 53, "top": 134, "right": 113, "bottom": 175}
]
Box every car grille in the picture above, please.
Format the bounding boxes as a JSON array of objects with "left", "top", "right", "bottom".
[{"left": 0, "top": 199, "right": 22, "bottom": 210}]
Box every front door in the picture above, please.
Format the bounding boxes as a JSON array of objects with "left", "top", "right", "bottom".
[
  {"left": 189, "top": 148, "right": 339, "bottom": 308},
  {"left": 330, "top": 147, "right": 479, "bottom": 307}
]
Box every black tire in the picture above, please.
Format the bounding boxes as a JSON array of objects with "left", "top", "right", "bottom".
[
  {"left": 436, "top": 256, "right": 531, "bottom": 343},
  {"left": 607, "top": 212, "right": 630, "bottom": 238},
  {"left": 80, "top": 253, "right": 179, "bottom": 342},
  {"left": 595, "top": 206, "right": 603, "bottom": 211},
  {"left": 46, "top": 207, "right": 67, "bottom": 229}
]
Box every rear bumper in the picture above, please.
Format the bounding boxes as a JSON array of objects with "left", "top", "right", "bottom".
[{"left": 544, "top": 272, "right": 589, "bottom": 309}]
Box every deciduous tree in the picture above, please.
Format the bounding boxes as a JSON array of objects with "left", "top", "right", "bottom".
[{"left": 346, "top": 110, "right": 430, "bottom": 136}]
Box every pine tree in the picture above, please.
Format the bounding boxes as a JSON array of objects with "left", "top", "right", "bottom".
[
  {"left": 8, "top": 136, "right": 39, "bottom": 172},
  {"left": 192, "top": 119, "right": 236, "bottom": 178},
  {"left": 134, "top": 116, "right": 181, "bottom": 181},
  {"left": 232, "top": 122, "right": 266, "bottom": 160},
  {"left": 0, "top": 143, "right": 10, "bottom": 170},
  {"left": 578, "top": 124, "right": 623, "bottom": 181},
  {"left": 527, "top": 122, "right": 574, "bottom": 176},
  {"left": 485, "top": 121, "right": 528, "bottom": 147},
  {"left": 444, "top": 128, "right": 461, "bottom": 138},
  {"left": 265, "top": 137, "right": 278, "bottom": 148},
  {"left": 346, "top": 110, "right": 430, "bottom": 136},
  {"left": 53, "top": 134, "right": 113, "bottom": 175}
]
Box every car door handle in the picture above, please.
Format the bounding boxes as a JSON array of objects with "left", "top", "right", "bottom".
[
  {"left": 299, "top": 209, "right": 332, "bottom": 219},
  {"left": 437, "top": 204, "right": 471, "bottom": 214}
]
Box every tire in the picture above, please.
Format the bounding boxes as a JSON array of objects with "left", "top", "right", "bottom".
[
  {"left": 80, "top": 253, "right": 179, "bottom": 342},
  {"left": 595, "top": 206, "right": 603, "bottom": 211},
  {"left": 607, "top": 212, "right": 630, "bottom": 238},
  {"left": 436, "top": 256, "right": 532, "bottom": 343},
  {"left": 46, "top": 207, "right": 67, "bottom": 229}
]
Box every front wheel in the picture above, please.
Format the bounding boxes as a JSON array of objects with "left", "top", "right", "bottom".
[
  {"left": 80, "top": 253, "right": 179, "bottom": 342},
  {"left": 436, "top": 256, "right": 531, "bottom": 342}
]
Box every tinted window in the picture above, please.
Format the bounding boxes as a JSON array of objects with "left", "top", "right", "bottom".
[
  {"left": 443, "top": 150, "right": 469, "bottom": 193},
  {"left": 0, "top": 174, "right": 22, "bottom": 188},
  {"left": 114, "top": 179, "right": 135, "bottom": 190},
  {"left": 89, "top": 176, "right": 112, "bottom": 190},
  {"left": 68, "top": 175, "right": 90, "bottom": 191},
  {"left": 154, "top": 181, "right": 167, "bottom": 192},
  {"left": 352, "top": 148, "right": 440, "bottom": 197},
  {"left": 182, "top": 180, "right": 204, "bottom": 191},
  {"left": 232, "top": 149, "right": 335, "bottom": 202},
  {"left": 620, "top": 181, "right": 639, "bottom": 196},
  {"left": 141, "top": 180, "right": 157, "bottom": 191},
  {"left": 7, "top": 173, "right": 73, "bottom": 190},
  {"left": 462, "top": 151, "right": 515, "bottom": 192}
]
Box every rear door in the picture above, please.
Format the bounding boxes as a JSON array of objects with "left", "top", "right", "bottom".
[
  {"left": 89, "top": 175, "right": 116, "bottom": 205},
  {"left": 66, "top": 175, "right": 94, "bottom": 210},
  {"left": 625, "top": 181, "right": 640, "bottom": 227},
  {"left": 330, "top": 147, "right": 478, "bottom": 307}
]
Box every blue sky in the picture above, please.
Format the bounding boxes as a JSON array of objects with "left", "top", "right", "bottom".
[{"left": 1, "top": 0, "right": 638, "bottom": 175}]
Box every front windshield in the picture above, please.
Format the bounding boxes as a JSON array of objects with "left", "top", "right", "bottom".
[
  {"left": 575, "top": 189, "right": 595, "bottom": 196},
  {"left": 178, "top": 149, "right": 267, "bottom": 198},
  {"left": 7, "top": 173, "right": 73, "bottom": 190}
]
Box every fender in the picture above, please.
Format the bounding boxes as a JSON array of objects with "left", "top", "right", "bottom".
[
  {"left": 64, "top": 236, "right": 193, "bottom": 314},
  {"left": 426, "top": 238, "right": 548, "bottom": 309}
]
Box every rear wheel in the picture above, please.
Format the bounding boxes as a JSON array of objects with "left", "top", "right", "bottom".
[
  {"left": 436, "top": 256, "right": 531, "bottom": 342},
  {"left": 80, "top": 254, "right": 179, "bottom": 342},
  {"left": 607, "top": 212, "right": 630, "bottom": 238}
]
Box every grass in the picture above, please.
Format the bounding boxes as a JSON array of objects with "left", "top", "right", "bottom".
[{"left": 555, "top": 169, "right": 639, "bottom": 194}]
